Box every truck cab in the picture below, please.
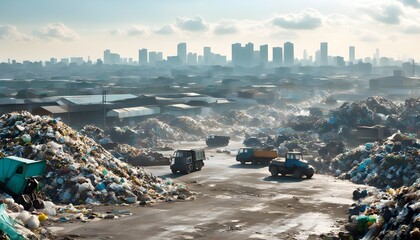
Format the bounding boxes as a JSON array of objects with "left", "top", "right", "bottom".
[
  {"left": 269, "top": 152, "right": 315, "bottom": 179},
  {"left": 0, "top": 156, "right": 46, "bottom": 210},
  {"left": 170, "top": 149, "right": 205, "bottom": 174}
]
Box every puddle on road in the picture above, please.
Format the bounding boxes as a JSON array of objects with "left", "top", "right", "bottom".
[
  {"left": 214, "top": 195, "right": 232, "bottom": 199},
  {"left": 241, "top": 203, "right": 267, "bottom": 212}
]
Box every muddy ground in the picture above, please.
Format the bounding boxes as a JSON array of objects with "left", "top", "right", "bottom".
[{"left": 54, "top": 140, "right": 371, "bottom": 240}]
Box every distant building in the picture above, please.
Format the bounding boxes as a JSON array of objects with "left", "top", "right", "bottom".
[
  {"left": 103, "top": 49, "right": 111, "bottom": 65},
  {"left": 320, "top": 42, "right": 328, "bottom": 66},
  {"left": 284, "top": 42, "right": 294, "bottom": 66},
  {"left": 203, "top": 47, "right": 211, "bottom": 65},
  {"left": 259, "top": 44, "right": 268, "bottom": 65},
  {"left": 70, "top": 57, "right": 84, "bottom": 65},
  {"left": 187, "top": 52, "right": 197, "bottom": 65},
  {"left": 139, "top": 49, "right": 148, "bottom": 65},
  {"left": 333, "top": 56, "right": 345, "bottom": 67},
  {"left": 370, "top": 70, "right": 420, "bottom": 89},
  {"left": 272, "top": 47, "right": 283, "bottom": 66},
  {"left": 110, "top": 53, "right": 120, "bottom": 65},
  {"left": 349, "top": 46, "right": 355, "bottom": 63},
  {"left": 177, "top": 43, "right": 187, "bottom": 64}
]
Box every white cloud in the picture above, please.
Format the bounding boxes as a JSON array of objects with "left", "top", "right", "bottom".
[
  {"left": 127, "top": 26, "right": 146, "bottom": 36},
  {"left": 33, "top": 23, "right": 79, "bottom": 41},
  {"left": 359, "top": 33, "right": 380, "bottom": 42},
  {"left": 213, "top": 19, "right": 239, "bottom": 35},
  {"left": 400, "top": 0, "right": 420, "bottom": 8},
  {"left": 0, "top": 25, "right": 31, "bottom": 41},
  {"left": 175, "top": 16, "right": 209, "bottom": 32},
  {"left": 271, "top": 9, "right": 323, "bottom": 30},
  {"left": 402, "top": 24, "right": 420, "bottom": 34},
  {"left": 362, "top": 2, "right": 404, "bottom": 24},
  {"left": 155, "top": 25, "right": 175, "bottom": 35}
]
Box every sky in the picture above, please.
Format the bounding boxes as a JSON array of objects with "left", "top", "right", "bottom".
[{"left": 1, "top": 0, "right": 420, "bottom": 62}]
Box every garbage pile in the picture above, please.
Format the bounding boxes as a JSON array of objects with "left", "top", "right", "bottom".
[
  {"left": 324, "top": 133, "right": 419, "bottom": 189},
  {"left": 169, "top": 116, "right": 206, "bottom": 139},
  {"left": 0, "top": 112, "right": 193, "bottom": 206},
  {"left": 109, "top": 144, "right": 169, "bottom": 166},
  {"left": 344, "top": 182, "right": 419, "bottom": 239},
  {"left": 80, "top": 125, "right": 169, "bottom": 165}
]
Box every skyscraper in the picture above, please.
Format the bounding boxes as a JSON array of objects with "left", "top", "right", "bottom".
[
  {"left": 232, "top": 43, "right": 242, "bottom": 66},
  {"left": 272, "top": 47, "right": 283, "bottom": 66},
  {"left": 203, "top": 47, "right": 211, "bottom": 65},
  {"left": 103, "top": 49, "right": 111, "bottom": 65},
  {"left": 349, "top": 46, "right": 355, "bottom": 63},
  {"left": 245, "top": 42, "right": 254, "bottom": 67},
  {"left": 139, "top": 49, "right": 148, "bottom": 65},
  {"left": 284, "top": 42, "right": 294, "bottom": 66},
  {"left": 187, "top": 52, "right": 197, "bottom": 65},
  {"left": 259, "top": 44, "right": 268, "bottom": 65},
  {"left": 177, "top": 42, "right": 187, "bottom": 64},
  {"left": 320, "top": 42, "right": 328, "bottom": 66}
]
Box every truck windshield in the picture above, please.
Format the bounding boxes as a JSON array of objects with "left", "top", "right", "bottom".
[
  {"left": 287, "top": 154, "right": 302, "bottom": 160},
  {"left": 174, "top": 151, "right": 191, "bottom": 158}
]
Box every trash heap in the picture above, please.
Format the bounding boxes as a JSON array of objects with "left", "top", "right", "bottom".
[
  {"left": 169, "top": 116, "right": 206, "bottom": 139},
  {"left": 345, "top": 182, "right": 419, "bottom": 239},
  {"left": 80, "top": 125, "right": 169, "bottom": 166},
  {"left": 324, "top": 134, "right": 419, "bottom": 189},
  {"left": 79, "top": 125, "right": 113, "bottom": 145},
  {"left": 0, "top": 112, "right": 193, "bottom": 206},
  {"left": 109, "top": 144, "right": 169, "bottom": 166}
]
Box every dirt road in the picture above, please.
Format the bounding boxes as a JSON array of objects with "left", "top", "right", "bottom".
[{"left": 55, "top": 140, "right": 369, "bottom": 240}]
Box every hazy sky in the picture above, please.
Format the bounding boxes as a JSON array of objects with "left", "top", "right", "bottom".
[{"left": 1, "top": 0, "right": 420, "bottom": 62}]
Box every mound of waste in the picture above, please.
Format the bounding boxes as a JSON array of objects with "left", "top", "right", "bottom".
[
  {"left": 344, "top": 182, "right": 419, "bottom": 239},
  {"left": 322, "top": 133, "right": 419, "bottom": 189},
  {"left": 80, "top": 125, "right": 169, "bottom": 165},
  {"left": 0, "top": 112, "right": 192, "bottom": 205}
]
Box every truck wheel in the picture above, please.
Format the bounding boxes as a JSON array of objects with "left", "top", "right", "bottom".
[
  {"left": 171, "top": 168, "right": 177, "bottom": 174},
  {"left": 293, "top": 169, "right": 303, "bottom": 179},
  {"left": 197, "top": 162, "right": 203, "bottom": 171},
  {"left": 240, "top": 160, "right": 245, "bottom": 165},
  {"left": 305, "top": 168, "right": 314, "bottom": 179},
  {"left": 184, "top": 164, "right": 193, "bottom": 174},
  {"left": 16, "top": 195, "right": 33, "bottom": 210},
  {"left": 269, "top": 166, "right": 279, "bottom": 177},
  {"left": 33, "top": 199, "right": 45, "bottom": 209}
]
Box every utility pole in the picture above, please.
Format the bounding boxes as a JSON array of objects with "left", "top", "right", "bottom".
[{"left": 102, "top": 89, "right": 107, "bottom": 129}]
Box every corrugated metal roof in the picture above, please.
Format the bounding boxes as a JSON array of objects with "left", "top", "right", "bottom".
[
  {"left": 59, "top": 94, "right": 138, "bottom": 105},
  {"left": 39, "top": 106, "right": 68, "bottom": 114},
  {"left": 107, "top": 106, "right": 161, "bottom": 118}
]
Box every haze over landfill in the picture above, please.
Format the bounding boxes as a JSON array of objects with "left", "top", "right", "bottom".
[{"left": 0, "top": 1, "right": 419, "bottom": 240}]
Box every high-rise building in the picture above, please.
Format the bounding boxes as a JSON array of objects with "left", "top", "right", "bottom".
[
  {"left": 139, "top": 49, "right": 148, "bottom": 65},
  {"left": 103, "top": 49, "right": 111, "bottom": 65},
  {"left": 245, "top": 42, "right": 254, "bottom": 66},
  {"left": 349, "top": 46, "right": 355, "bottom": 63},
  {"left": 231, "top": 42, "right": 255, "bottom": 67},
  {"left": 232, "top": 43, "right": 242, "bottom": 66},
  {"left": 203, "top": 47, "right": 211, "bottom": 65},
  {"left": 187, "top": 52, "right": 197, "bottom": 65},
  {"left": 284, "top": 42, "right": 294, "bottom": 66},
  {"left": 272, "top": 47, "right": 283, "bottom": 66},
  {"left": 259, "top": 44, "right": 268, "bottom": 65},
  {"left": 320, "top": 42, "right": 328, "bottom": 66},
  {"left": 177, "top": 43, "right": 187, "bottom": 64}
]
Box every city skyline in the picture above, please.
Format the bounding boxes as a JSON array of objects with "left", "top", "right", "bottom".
[{"left": 1, "top": 0, "right": 420, "bottom": 62}]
